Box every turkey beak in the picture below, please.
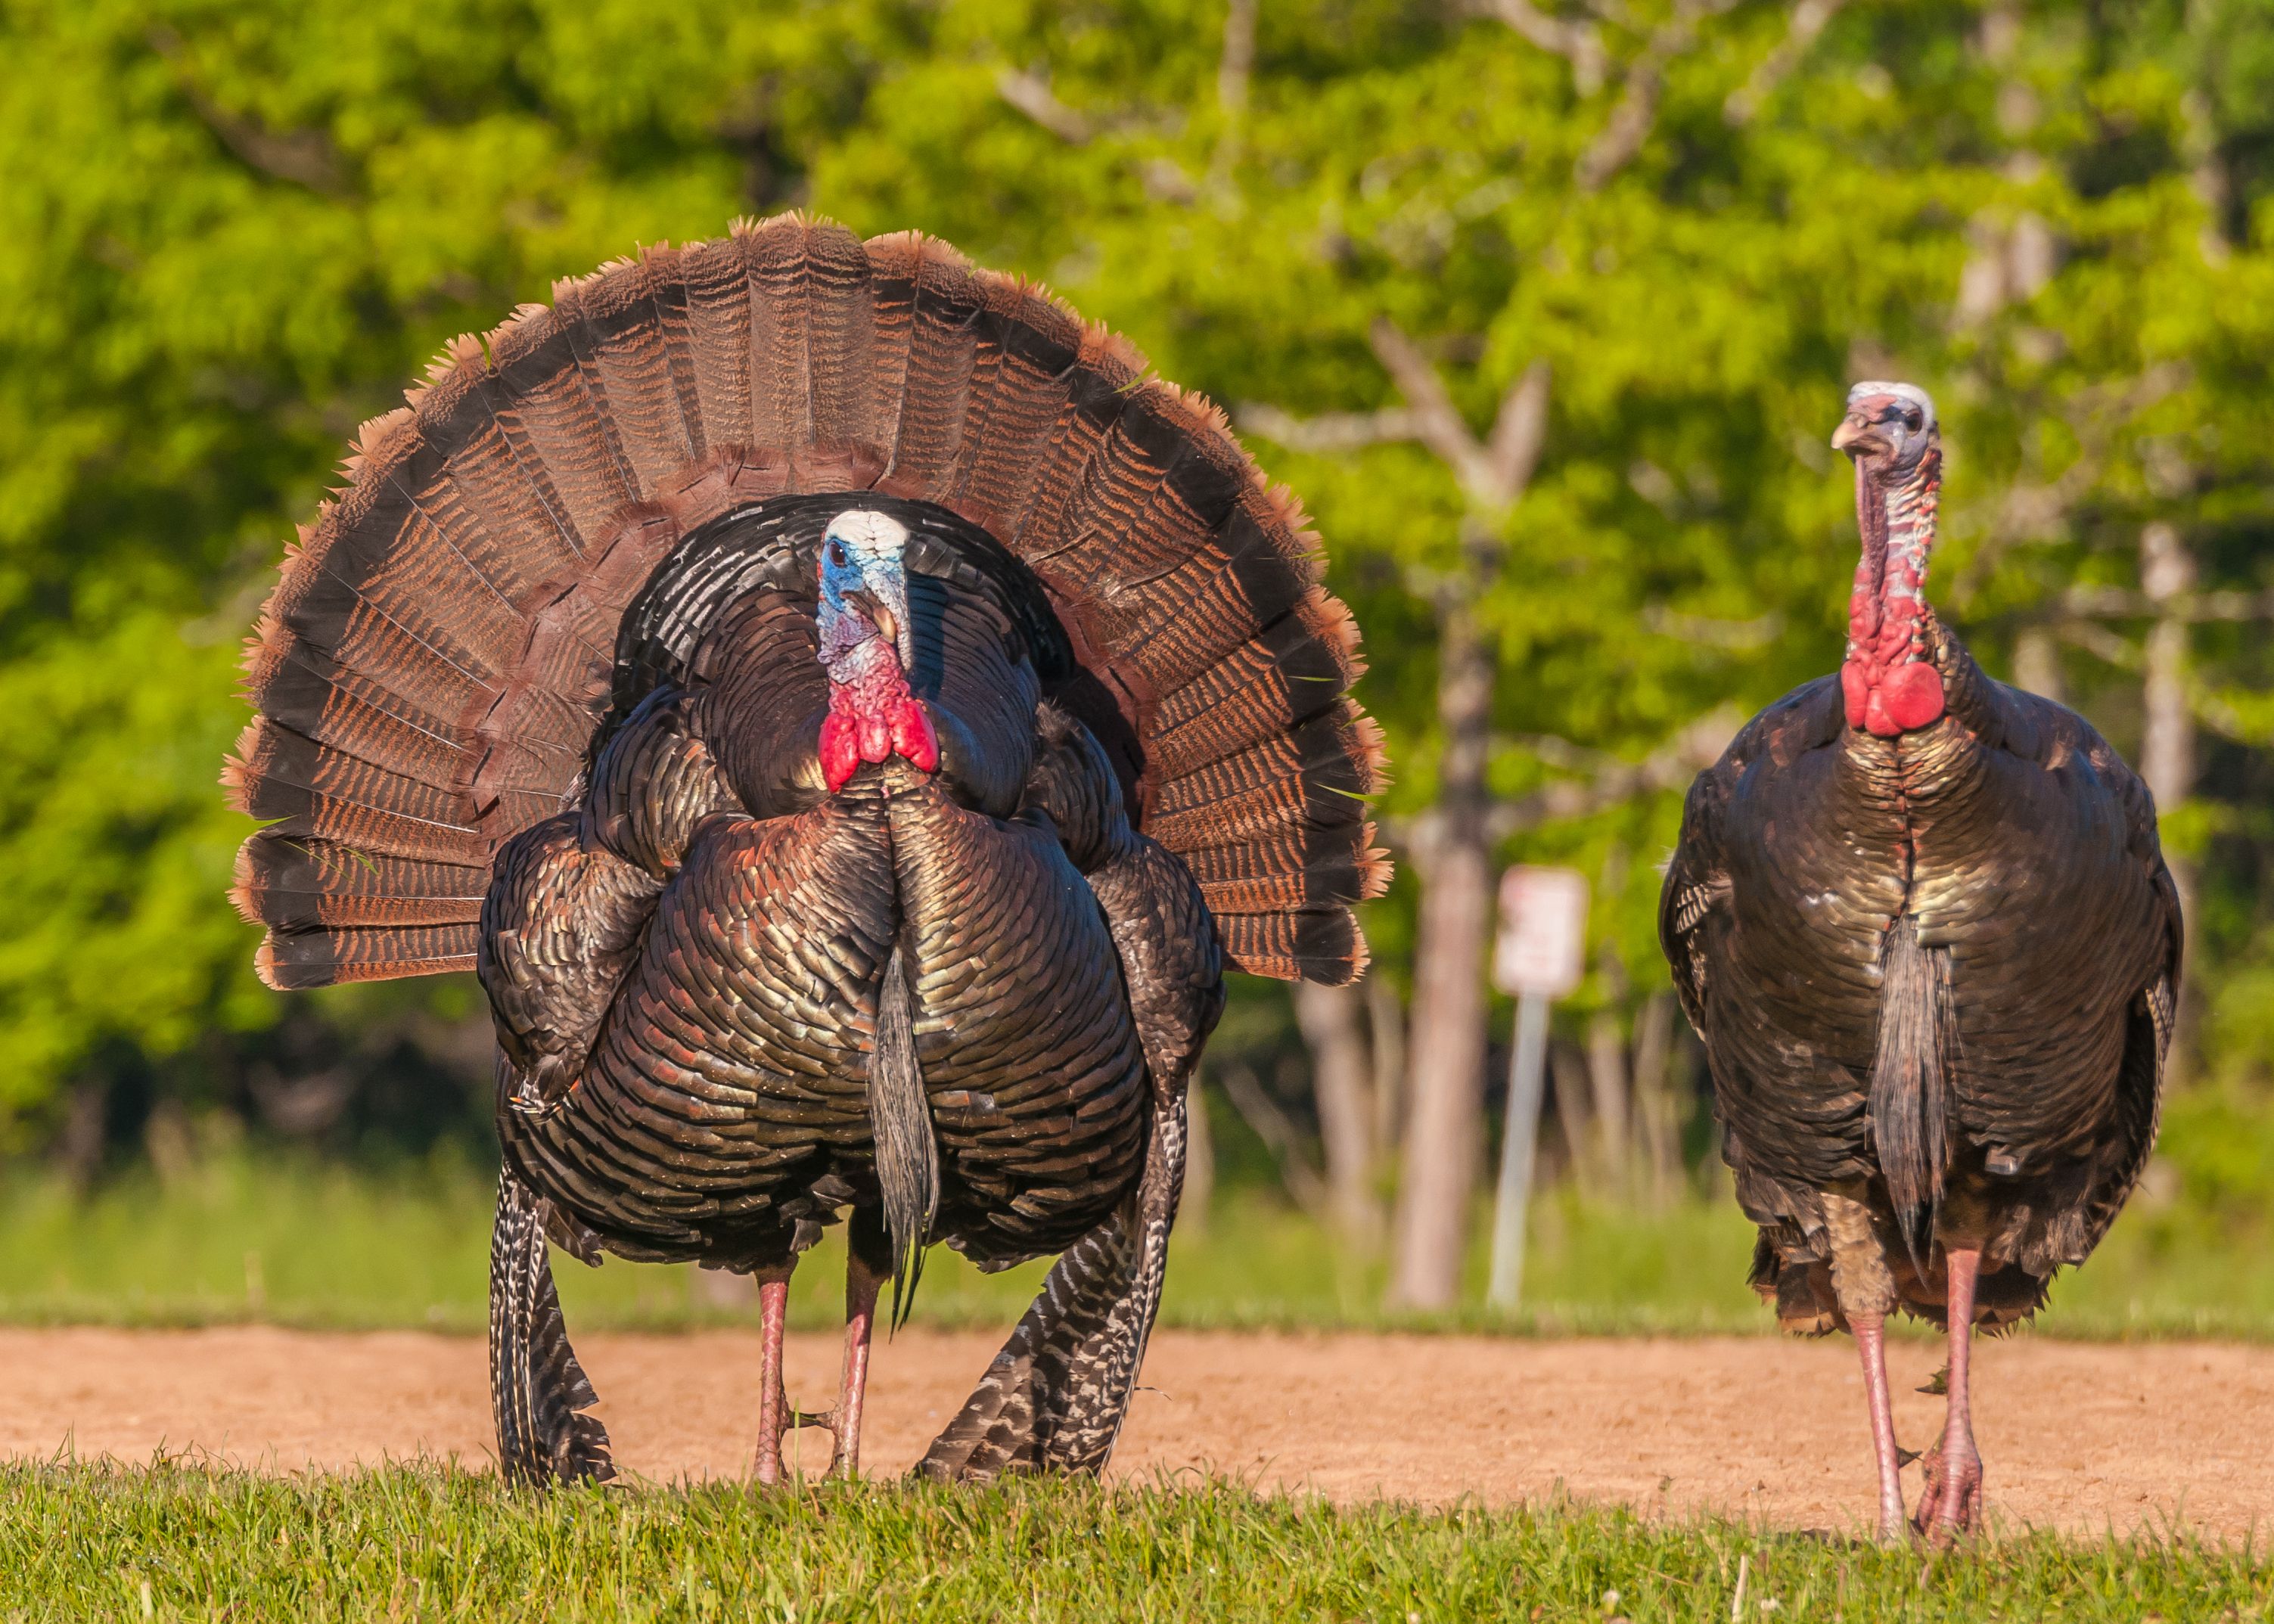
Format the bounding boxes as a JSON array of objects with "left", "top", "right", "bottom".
[
  {"left": 850, "top": 591, "right": 898, "bottom": 651},
  {"left": 844, "top": 582, "right": 913, "bottom": 670},
  {"left": 1831, "top": 415, "right": 1874, "bottom": 457}
]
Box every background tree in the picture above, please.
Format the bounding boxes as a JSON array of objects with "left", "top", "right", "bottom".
[{"left": 7, "top": 0, "right": 2274, "bottom": 1306}]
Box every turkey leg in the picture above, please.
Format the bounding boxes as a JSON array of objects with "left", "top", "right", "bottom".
[
  {"left": 822, "top": 1252, "right": 883, "bottom": 1478},
  {"left": 1913, "top": 1246, "right": 1984, "bottom": 1540},
  {"left": 753, "top": 1216, "right": 891, "bottom": 1485},
  {"left": 751, "top": 1268, "right": 796, "bottom": 1487},
  {"left": 1851, "top": 1312, "right": 1907, "bottom": 1539}
]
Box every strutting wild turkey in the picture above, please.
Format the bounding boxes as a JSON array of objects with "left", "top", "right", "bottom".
[
  {"left": 225, "top": 214, "right": 1388, "bottom": 1486},
  {"left": 1659, "top": 383, "right": 2181, "bottom": 1541}
]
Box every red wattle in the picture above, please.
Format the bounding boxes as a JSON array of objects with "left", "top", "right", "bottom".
[
  {"left": 858, "top": 707, "right": 890, "bottom": 763},
  {"left": 1842, "top": 655, "right": 1944, "bottom": 737},
  {"left": 1841, "top": 660, "right": 1871, "bottom": 730},
  {"left": 819, "top": 667, "right": 939, "bottom": 790},
  {"left": 889, "top": 696, "right": 939, "bottom": 772},
  {"left": 819, "top": 712, "right": 862, "bottom": 792},
  {"left": 1879, "top": 659, "right": 1946, "bottom": 731}
]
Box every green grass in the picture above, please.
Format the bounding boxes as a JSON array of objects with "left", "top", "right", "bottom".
[
  {"left": 1, "top": 1461, "right": 2265, "bottom": 1622},
  {"left": 0, "top": 1147, "right": 2267, "bottom": 1341}
]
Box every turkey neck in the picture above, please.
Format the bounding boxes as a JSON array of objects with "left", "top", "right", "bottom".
[
  {"left": 1831, "top": 437, "right": 2011, "bottom": 918},
  {"left": 1841, "top": 442, "right": 1946, "bottom": 738}
]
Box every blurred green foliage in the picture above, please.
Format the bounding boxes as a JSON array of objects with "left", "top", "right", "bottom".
[{"left": 5, "top": 0, "right": 2274, "bottom": 1228}]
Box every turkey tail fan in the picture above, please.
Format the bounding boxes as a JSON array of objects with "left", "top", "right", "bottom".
[{"left": 228, "top": 212, "right": 1388, "bottom": 989}]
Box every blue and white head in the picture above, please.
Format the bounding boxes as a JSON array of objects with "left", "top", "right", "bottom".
[
  {"left": 817, "top": 508, "right": 915, "bottom": 675},
  {"left": 1832, "top": 381, "right": 1937, "bottom": 473}
]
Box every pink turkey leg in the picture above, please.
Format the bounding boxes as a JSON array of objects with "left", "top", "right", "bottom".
[
  {"left": 828, "top": 1255, "right": 883, "bottom": 1479},
  {"left": 1853, "top": 1312, "right": 1908, "bottom": 1539},
  {"left": 753, "top": 1272, "right": 794, "bottom": 1487},
  {"left": 1914, "top": 1247, "right": 1984, "bottom": 1540}
]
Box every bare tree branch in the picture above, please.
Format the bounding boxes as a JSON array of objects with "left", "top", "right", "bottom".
[
  {"left": 1481, "top": 0, "right": 1608, "bottom": 95},
  {"left": 1485, "top": 360, "right": 1554, "bottom": 501},
  {"left": 1484, "top": 704, "right": 1740, "bottom": 840},
  {"left": 150, "top": 26, "right": 345, "bottom": 194},
  {"left": 1367, "top": 321, "right": 1499, "bottom": 501},
  {"left": 1641, "top": 604, "right": 1783, "bottom": 648},
  {"left": 2031, "top": 585, "right": 2274, "bottom": 624},
  {"left": 1724, "top": 0, "right": 1847, "bottom": 125},
  {"left": 1366, "top": 323, "right": 1552, "bottom": 511},
  {"left": 996, "top": 66, "right": 1095, "bottom": 144},
  {"left": 2056, "top": 616, "right": 2140, "bottom": 671},
  {"left": 1238, "top": 402, "right": 1421, "bottom": 454},
  {"left": 1222, "top": 1064, "right": 1330, "bottom": 1220},
  {"left": 1575, "top": 0, "right": 1740, "bottom": 191},
  {"left": 1211, "top": 0, "right": 1261, "bottom": 187}
]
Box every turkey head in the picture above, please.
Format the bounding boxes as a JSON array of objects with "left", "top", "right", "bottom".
[
  {"left": 815, "top": 509, "right": 938, "bottom": 790},
  {"left": 1834, "top": 381, "right": 1945, "bottom": 737}
]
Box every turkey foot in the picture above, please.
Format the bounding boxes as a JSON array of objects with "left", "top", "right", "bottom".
[
  {"left": 753, "top": 1233, "right": 887, "bottom": 1486},
  {"left": 1912, "top": 1440, "right": 1983, "bottom": 1541},
  {"left": 1912, "top": 1246, "right": 1985, "bottom": 1543}
]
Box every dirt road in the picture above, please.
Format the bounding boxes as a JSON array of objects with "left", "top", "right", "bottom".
[{"left": 3, "top": 1325, "right": 2265, "bottom": 1540}]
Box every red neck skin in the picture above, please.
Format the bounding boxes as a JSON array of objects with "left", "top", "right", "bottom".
[
  {"left": 1840, "top": 444, "right": 1945, "bottom": 737},
  {"left": 819, "top": 639, "right": 939, "bottom": 792}
]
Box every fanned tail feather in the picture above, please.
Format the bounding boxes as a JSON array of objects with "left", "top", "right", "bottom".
[{"left": 228, "top": 213, "right": 1388, "bottom": 989}]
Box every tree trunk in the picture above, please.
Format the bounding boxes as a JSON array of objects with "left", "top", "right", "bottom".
[
  {"left": 2139, "top": 521, "right": 2199, "bottom": 1068},
  {"left": 1295, "top": 980, "right": 1383, "bottom": 1248},
  {"left": 1585, "top": 932, "right": 1631, "bottom": 1191},
  {"left": 1368, "top": 976, "right": 1406, "bottom": 1159},
  {"left": 2011, "top": 625, "right": 2064, "bottom": 703},
  {"left": 1549, "top": 1040, "right": 1596, "bottom": 1198},
  {"left": 1387, "top": 589, "right": 1496, "bottom": 1309},
  {"left": 1629, "top": 990, "right": 1678, "bottom": 1206},
  {"left": 1585, "top": 1007, "right": 1628, "bottom": 1194},
  {"left": 1182, "top": 1074, "right": 1215, "bottom": 1239}
]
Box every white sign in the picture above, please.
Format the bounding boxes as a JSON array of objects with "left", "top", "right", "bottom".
[{"left": 1492, "top": 865, "right": 1589, "bottom": 998}]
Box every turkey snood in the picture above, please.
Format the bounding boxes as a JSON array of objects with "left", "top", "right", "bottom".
[{"left": 1835, "top": 381, "right": 1946, "bottom": 738}]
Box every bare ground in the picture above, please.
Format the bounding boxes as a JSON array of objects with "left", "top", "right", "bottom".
[{"left": 3, "top": 1326, "right": 2267, "bottom": 1541}]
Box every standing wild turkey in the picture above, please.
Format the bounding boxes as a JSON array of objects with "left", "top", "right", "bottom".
[
  {"left": 1659, "top": 383, "right": 2181, "bottom": 1540},
  {"left": 225, "top": 213, "right": 1387, "bottom": 1485}
]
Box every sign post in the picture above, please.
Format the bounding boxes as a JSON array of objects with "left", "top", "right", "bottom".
[{"left": 1486, "top": 865, "right": 1589, "bottom": 1311}]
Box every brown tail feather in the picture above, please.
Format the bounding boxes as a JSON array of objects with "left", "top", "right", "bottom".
[
  {"left": 226, "top": 720, "right": 474, "bottom": 829},
  {"left": 235, "top": 836, "right": 486, "bottom": 900},
  {"left": 1147, "top": 612, "right": 1364, "bottom": 779},
  {"left": 551, "top": 257, "right": 701, "bottom": 495},
  {"left": 230, "top": 213, "right": 1389, "bottom": 988},
  {"left": 1214, "top": 907, "right": 1373, "bottom": 986},
  {"left": 789, "top": 219, "right": 884, "bottom": 458},
  {"left": 938, "top": 278, "right": 1087, "bottom": 531},
  {"left": 1151, "top": 710, "right": 1382, "bottom": 821},
  {"left": 881, "top": 237, "right": 983, "bottom": 498},
  {"left": 673, "top": 235, "right": 757, "bottom": 453},
  {"left": 238, "top": 651, "right": 474, "bottom": 789},
  {"left": 258, "top": 924, "right": 478, "bottom": 990}
]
